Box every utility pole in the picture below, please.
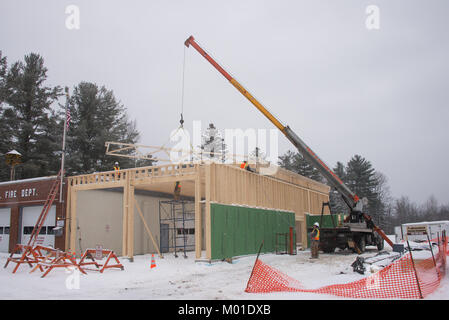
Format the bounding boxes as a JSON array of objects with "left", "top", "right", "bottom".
[{"left": 60, "top": 87, "right": 70, "bottom": 202}]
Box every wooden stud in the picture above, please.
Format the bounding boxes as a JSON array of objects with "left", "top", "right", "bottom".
[
  {"left": 205, "top": 164, "right": 212, "bottom": 260},
  {"left": 122, "top": 177, "right": 128, "bottom": 258},
  {"left": 127, "top": 183, "right": 135, "bottom": 261},
  {"left": 69, "top": 189, "right": 77, "bottom": 253},
  {"left": 195, "top": 171, "right": 202, "bottom": 259},
  {"left": 65, "top": 181, "right": 72, "bottom": 252}
]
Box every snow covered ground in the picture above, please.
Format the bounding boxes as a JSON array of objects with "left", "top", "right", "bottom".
[{"left": 0, "top": 241, "right": 447, "bottom": 300}]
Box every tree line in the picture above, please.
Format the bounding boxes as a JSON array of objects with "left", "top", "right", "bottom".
[
  {"left": 0, "top": 51, "right": 145, "bottom": 181},
  {"left": 278, "top": 151, "right": 449, "bottom": 233}
]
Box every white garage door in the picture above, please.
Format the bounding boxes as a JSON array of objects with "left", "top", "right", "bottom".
[
  {"left": 21, "top": 205, "right": 56, "bottom": 247},
  {"left": 0, "top": 208, "right": 10, "bottom": 253}
]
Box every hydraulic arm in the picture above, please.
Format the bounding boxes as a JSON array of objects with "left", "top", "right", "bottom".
[{"left": 185, "top": 35, "right": 393, "bottom": 248}]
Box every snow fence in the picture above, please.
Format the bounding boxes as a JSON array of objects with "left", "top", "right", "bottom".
[{"left": 245, "top": 236, "right": 447, "bottom": 299}]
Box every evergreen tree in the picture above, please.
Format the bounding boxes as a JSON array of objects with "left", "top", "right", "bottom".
[
  {"left": 333, "top": 161, "right": 346, "bottom": 181},
  {"left": 1, "top": 53, "right": 62, "bottom": 180},
  {"left": 0, "top": 51, "right": 6, "bottom": 103},
  {"left": 0, "top": 51, "right": 10, "bottom": 181},
  {"left": 199, "top": 123, "right": 227, "bottom": 162},
  {"left": 345, "top": 155, "right": 379, "bottom": 216},
  {"left": 65, "top": 82, "right": 140, "bottom": 174},
  {"left": 328, "top": 161, "right": 350, "bottom": 215},
  {"left": 278, "top": 150, "right": 322, "bottom": 182}
]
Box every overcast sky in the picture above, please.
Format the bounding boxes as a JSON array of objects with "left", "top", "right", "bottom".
[{"left": 1, "top": 0, "right": 448, "bottom": 205}]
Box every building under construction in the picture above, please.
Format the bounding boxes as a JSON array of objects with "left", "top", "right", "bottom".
[{"left": 64, "top": 162, "right": 330, "bottom": 262}]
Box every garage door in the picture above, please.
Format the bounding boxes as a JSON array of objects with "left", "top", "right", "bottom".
[
  {"left": 21, "top": 206, "right": 56, "bottom": 247},
  {"left": 0, "top": 208, "right": 10, "bottom": 253}
]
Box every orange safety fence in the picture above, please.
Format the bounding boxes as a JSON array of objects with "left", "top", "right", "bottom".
[{"left": 245, "top": 236, "right": 447, "bottom": 299}]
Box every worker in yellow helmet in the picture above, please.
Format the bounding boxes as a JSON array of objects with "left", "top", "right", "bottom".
[{"left": 310, "top": 222, "right": 320, "bottom": 259}]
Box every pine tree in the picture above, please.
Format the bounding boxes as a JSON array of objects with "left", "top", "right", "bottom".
[
  {"left": 1, "top": 53, "right": 62, "bottom": 180},
  {"left": 199, "top": 123, "right": 227, "bottom": 162},
  {"left": 0, "top": 51, "right": 10, "bottom": 181},
  {"left": 344, "top": 154, "right": 391, "bottom": 222},
  {"left": 278, "top": 150, "right": 322, "bottom": 182},
  {"left": 329, "top": 161, "right": 350, "bottom": 215},
  {"left": 0, "top": 51, "right": 6, "bottom": 104},
  {"left": 65, "top": 82, "right": 140, "bottom": 174}
]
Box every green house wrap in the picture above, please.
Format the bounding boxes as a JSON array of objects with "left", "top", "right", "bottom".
[{"left": 210, "top": 203, "right": 295, "bottom": 260}]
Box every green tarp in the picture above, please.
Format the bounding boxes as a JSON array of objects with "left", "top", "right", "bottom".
[{"left": 210, "top": 203, "right": 295, "bottom": 260}]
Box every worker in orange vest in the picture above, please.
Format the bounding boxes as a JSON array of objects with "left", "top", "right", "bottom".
[
  {"left": 240, "top": 160, "right": 254, "bottom": 172},
  {"left": 113, "top": 162, "right": 120, "bottom": 178},
  {"left": 310, "top": 222, "right": 320, "bottom": 259}
]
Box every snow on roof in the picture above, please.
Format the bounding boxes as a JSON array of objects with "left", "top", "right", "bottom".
[
  {"left": 0, "top": 175, "right": 58, "bottom": 186},
  {"left": 402, "top": 220, "right": 449, "bottom": 226},
  {"left": 6, "top": 150, "right": 21, "bottom": 156}
]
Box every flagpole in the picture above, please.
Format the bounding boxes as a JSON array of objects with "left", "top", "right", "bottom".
[{"left": 60, "top": 87, "right": 69, "bottom": 202}]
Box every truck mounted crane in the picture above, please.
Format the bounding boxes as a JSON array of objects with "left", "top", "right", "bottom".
[{"left": 184, "top": 35, "right": 394, "bottom": 253}]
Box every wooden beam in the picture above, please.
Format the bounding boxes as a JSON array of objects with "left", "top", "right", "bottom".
[
  {"left": 194, "top": 171, "right": 202, "bottom": 259},
  {"left": 122, "top": 178, "right": 128, "bottom": 258},
  {"left": 132, "top": 173, "right": 198, "bottom": 186},
  {"left": 205, "top": 164, "right": 212, "bottom": 260},
  {"left": 72, "top": 181, "right": 126, "bottom": 191},
  {"left": 127, "top": 183, "right": 135, "bottom": 261},
  {"left": 134, "top": 198, "right": 163, "bottom": 258},
  {"left": 65, "top": 182, "right": 72, "bottom": 252},
  {"left": 69, "top": 189, "right": 77, "bottom": 253}
]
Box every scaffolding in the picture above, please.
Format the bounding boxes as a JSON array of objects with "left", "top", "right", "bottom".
[
  {"left": 275, "top": 228, "right": 297, "bottom": 255},
  {"left": 159, "top": 200, "right": 195, "bottom": 258}
]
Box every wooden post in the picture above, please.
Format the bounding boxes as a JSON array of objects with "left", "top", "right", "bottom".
[
  {"left": 69, "top": 189, "right": 77, "bottom": 253},
  {"left": 195, "top": 170, "right": 202, "bottom": 259},
  {"left": 205, "top": 164, "right": 212, "bottom": 260},
  {"left": 122, "top": 177, "right": 129, "bottom": 258},
  {"left": 65, "top": 181, "right": 72, "bottom": 252},
  {"left": 127, "top": 183, "right": 135, "bottom": 261}
]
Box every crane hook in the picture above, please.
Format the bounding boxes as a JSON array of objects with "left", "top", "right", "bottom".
[{"left": 180, "top": 113, "right": 184, "bottom": 127}]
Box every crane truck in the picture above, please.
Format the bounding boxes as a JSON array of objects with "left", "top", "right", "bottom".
[{"left": 184, "top": 35, "right": 394, "bottom": 254}]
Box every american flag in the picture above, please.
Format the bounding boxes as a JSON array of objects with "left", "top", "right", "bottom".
[{"left": 65, "top": 105, "right": 71, "bottom": 130}]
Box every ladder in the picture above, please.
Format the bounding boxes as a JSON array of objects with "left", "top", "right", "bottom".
[
  {"left": 28, "top": 169, "right": 63, "bottom": 247},
  {"left": 4, "top": 170, "right": 63, "bottom": 273}
]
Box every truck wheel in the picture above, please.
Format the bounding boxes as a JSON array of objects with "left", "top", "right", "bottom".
[
  {"left": 357, "top": 237, "right": 366, "bottom": 253},
  {"left": 377, "top": 238, "right": 384, "bottom": 251}
]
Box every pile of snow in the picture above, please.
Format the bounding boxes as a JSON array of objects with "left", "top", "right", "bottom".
[{"left": 0, "top": 239, "right": 447, "bottom": 300}]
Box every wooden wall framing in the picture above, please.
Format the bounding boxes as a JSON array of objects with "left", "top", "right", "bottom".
[{"left": 66, "top": 162, "right": 330, "bottom": 261}]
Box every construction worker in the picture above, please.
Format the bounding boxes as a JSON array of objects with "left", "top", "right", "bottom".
[
  {"left": 113, "top": 162, "right": 120, "bottom": 179},
  {"left": 240, "top": 160, "right": 254, "bottom": 172},
  {"left": 310, "top": 222, "right": 320, "bottom": 259},
  {"left": 174, "top": 181, "right": 181, "bottom": 201}
]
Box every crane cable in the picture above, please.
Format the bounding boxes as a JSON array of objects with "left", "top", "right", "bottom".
[
  {"left": 157, "top": 45, "right": 194, "bottom": 160},
  {"left": 180, "top": 45, "right": 186, "bottom": 128}
]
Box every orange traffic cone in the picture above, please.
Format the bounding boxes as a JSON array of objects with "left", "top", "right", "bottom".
[{"left": 150, "top": 254, "right": 156, "bottom": 269}]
